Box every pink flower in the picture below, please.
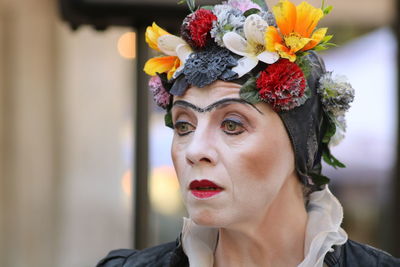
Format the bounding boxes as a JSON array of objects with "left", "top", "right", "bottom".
[
  {"left": 149, "top": 76, "right": 171, "bottom": 109},
  {"left": 227, "top": 0, "right": 261, "bottom": 12}
]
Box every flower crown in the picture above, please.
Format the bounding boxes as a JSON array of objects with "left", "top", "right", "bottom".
[{"left": 144, "top": 0, "right": 355, "bottom": 185}]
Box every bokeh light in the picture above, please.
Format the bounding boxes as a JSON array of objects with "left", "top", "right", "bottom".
[
  {"left": 149, "top": 166, "right": 183, "bottom": 215},
  {"left": 117, "top": 32, "right": 136, "bottom": 59}
]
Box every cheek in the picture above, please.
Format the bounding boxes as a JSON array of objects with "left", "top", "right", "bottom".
[
  {"left": 226, "top": 127, "right": 295, "bottom": 204},
  {"left": 171, "top": 138, "right": 184, "bottom": 182}
]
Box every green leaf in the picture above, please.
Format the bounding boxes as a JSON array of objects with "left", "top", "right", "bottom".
[
  {"left": 322, "top": 35, "right": 333, "bottom": 43},
  {"left": 310, "top": 172, "right": 330, "bottom": 186},
  {"left": 201, "top": 5, "right": 213, "bottom": 10},
  {"left": 304, "top": 85, "right": 312, "bottom": 98},
  {"left": 322, "top": 117, "right": 336, "bottom": 143},
  {"left": 251, "top": 0, "right": 268, "bottom": 10},
  {"left": 189, "top": 0, "right": 196, "bottom": 12},
  {"left": 239, "top": 77, "right": 261, "bottom": 104},
  {"left": 244, "top": 8, "right": 261, "bottom": 17},
  {"left": 322, "top": 148, "right": 346, "bottom": 169},
  {"left": 296, "top": 56, "right": 311, "bottom": 78},
  {"left": 325, "top": 42, "right": 338, "bottom": 47},
  {"left": 321, "top": 0, "right": 326, "bottom": 9},
  {"left": 323, "top": 5, "right": 333, "bottom": 16},
  {"left": 313, "top": 45, "right": 329, "bottom": 52},
  {"left": 179, "top": 0, "right": 196, "bottom": 12},
  {"left": 164, "top": 112, "right": 173, "bottom": 128},
  {"left": 241, "top": 91, "right": 262, "bottom": 104},
  {"left": 223, "top": 24, "right": 234, "bottom": 31}
]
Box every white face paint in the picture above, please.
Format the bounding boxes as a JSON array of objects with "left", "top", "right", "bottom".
[{"left": 171, "top": 81, "right": 296, "bottom": 229}]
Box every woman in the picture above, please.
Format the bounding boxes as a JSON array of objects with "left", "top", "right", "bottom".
[{"left": 97, "top": 0, "right": 400, "bottom": 266}]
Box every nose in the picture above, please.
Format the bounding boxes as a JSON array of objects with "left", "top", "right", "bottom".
[{"left": 185, "top": 126, "right": 218, "bottom": 166}]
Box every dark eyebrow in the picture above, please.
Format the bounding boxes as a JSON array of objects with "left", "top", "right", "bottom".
[{"left": 172, "top": 98, "right": 263, "bottom": 114}]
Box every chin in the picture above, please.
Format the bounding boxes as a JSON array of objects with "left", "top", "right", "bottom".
[{"left": 188, "top": 208, "right": 226, "bottom": 227}]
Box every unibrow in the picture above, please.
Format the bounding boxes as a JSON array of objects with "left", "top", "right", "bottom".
[{"left": 172, "top": 98, "right": 263, "bottom": 114}]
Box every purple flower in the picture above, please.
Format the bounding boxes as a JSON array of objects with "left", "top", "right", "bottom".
[
  {"left": 227, "top": 0, "right": 261, "bottom": 12},
  {"left": 149, "top": 76, "right": 171, "bottom": 109}
]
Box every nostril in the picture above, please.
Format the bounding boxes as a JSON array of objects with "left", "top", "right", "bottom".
[
  {"left": 186, "top": 157, "right": 212, "bottom": 165},
  {"left": 200, "top": 157, "right": 212, "bottom": 163}
]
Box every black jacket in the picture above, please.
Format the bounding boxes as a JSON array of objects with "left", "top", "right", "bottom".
[{"left": 97, "top": 239, "right": 400, "bottom": 267}]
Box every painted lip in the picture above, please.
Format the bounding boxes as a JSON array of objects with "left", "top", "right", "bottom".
[{"left": 189, "top": 179, "right": 224, "bottom": 199}]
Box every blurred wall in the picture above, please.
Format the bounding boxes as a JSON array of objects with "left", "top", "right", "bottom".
[
  {"left": 0, "top": 0, "right": 59, "bottom": 266},
  {"left": 0, "top": 0, "right": 135, "bottom": 266}
]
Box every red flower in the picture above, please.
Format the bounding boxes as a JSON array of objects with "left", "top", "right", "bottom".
[
  {"left": 256, "top": 59, "right": 306, "bottom": 111},
  {"left": 181, "top": 9, "right": 217, "bottom": 49}
]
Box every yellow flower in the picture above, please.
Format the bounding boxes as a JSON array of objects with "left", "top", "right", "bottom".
[
  {"left": 265, "top": 0, "right": 327, "bottom": 62},
  {"left": 145, "top": 22, "right": 170, "bottom": 51},
  {"left": 144, "top": 23, "right": 193, "bottom": 80}
]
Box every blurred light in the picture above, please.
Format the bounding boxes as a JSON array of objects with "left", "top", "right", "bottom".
[
  {"left": 121, "top": 169, "right": 132, "bottom": 197},
  {"left": 117, "top": 32, "right": 136, "bottom": 59},
  {"left": 149, "top": 166, "right": 182, "bottom": 215}
]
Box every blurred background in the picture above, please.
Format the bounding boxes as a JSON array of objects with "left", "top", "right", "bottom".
[{"left": 0, "top": 0, "right": 399, "bottom": 266}]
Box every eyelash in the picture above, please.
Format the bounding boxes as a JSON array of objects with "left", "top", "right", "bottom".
[
  {"left": 221, "top": 118, "right": 245, "bottom": 135},
  {"left": 173, "top": 118, "right": 245, "bottom": 136},
  {"left": 174, "top": 121, "right": 195, "bottom": 136}
]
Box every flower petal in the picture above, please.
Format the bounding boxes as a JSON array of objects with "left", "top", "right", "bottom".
[
  {"left": 145, "top": 22, "right": 170, "bottom": 51},
  {"left": 265, "top": 26, "right": 283, "bottom": 52},
  {"left": 275, "top": 44, "right": 297, "bottom": 62},
  {"left": 158, "top": 35, "right": 187, "bottom": 56},
  {"left": 223, "top": 32, "right": 248, "bottom": 57},
  {"left": 257, "top": 51, "right": 279, "bottom": 64},
  {"left": 172, "top": 44, "right": 192, "bottom": 79},
  {"left": 284, "top": 35, "right": 311, "bottom": 53},
  {"left": 243, "top": 14, "right": 269, "bottom": 45},
  {"left": 273, "top": 0, "right": 296, "bottom": 36},
  {"left": 143, "top": 56, "right": 177, "bottom": 76},
  {"left": 167, "top": 58, "right": 181, "bottom": 80},
  {"left": 232, "top": 56, "right": 259, "bottom": 78},
  {"left": 152, "top": 22, "right": 170, "bottom": 36},
  {"left": 302, "top": 27, "right": 327, "bottom": 51},
  {"left": 175, "top": 44, "right": 193, "bottom": 64},
  {"left": 295, "top": 2, "right": 323, "bottom": 38}
]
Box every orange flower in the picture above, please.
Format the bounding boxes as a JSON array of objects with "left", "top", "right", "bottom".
[
  {"left": 265, "top": 0, "right": 327, "bottom": 62},
  {"left": 144, "top": 56, "right": 181, "bottom": 80}
]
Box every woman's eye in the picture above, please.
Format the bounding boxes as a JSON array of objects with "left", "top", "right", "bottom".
[
  {"left": 174, "top": 121, "right": 195, "bottom": 136},
  {"left": 221, "top": 119, "right": 245, "bottom": 135}
]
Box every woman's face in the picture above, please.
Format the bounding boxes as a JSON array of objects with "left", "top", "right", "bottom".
[{"left": 171, "top": 81, "right": 296, "bottom": 228}]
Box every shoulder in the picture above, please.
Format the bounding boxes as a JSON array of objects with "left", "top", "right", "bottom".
[
  {"left": 96, "top": 241, "right": 178, "bottom": 267},
  {"left": 336, "top": 239, "right": 400, "bottom": 267}
]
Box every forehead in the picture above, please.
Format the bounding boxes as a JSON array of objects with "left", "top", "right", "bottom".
[{"left": 173, "top": 81, "right": 242, "bottom": 107}]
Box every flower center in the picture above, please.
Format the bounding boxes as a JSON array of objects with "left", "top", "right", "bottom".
[
  {"left": 249, "top": 42, "right": 265, "bottom": 56},
  {"left": 283, "top": 33, "right": 311, "bottom": 52}
]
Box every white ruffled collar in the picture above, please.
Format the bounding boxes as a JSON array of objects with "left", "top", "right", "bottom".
[{"left": 181, "top": 186, "right": 348, "bottom": 267}]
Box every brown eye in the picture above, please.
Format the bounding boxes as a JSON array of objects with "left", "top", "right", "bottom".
[
  {"left": 221, "top": 119, "right": 245, "bottom": 135},
  {"left": 174, "top": 121, "right": 195, "bottom": 136}
]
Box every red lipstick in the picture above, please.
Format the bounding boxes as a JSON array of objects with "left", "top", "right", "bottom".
[{"left": 189, "top": 180, "right": 223, "bottom": 199}]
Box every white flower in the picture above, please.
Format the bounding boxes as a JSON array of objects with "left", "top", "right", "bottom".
[
  {"left": 318, "top": 72, "right": 355, "bottom": 117},
  {"left": 222, "top": 14, "right": 279, "bottom": 77},
  {"left": 157, "top": 35, "right": 193, "bottom": 78},
  {"left": 329, "top": 115, "right": 347, "bottom": 147},
  {"left": 211, "top": 4, "right": 245, "bottom": 47}
]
